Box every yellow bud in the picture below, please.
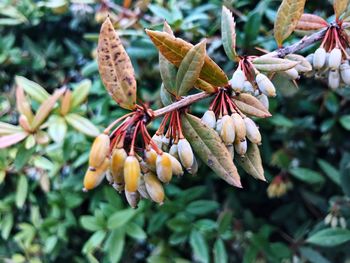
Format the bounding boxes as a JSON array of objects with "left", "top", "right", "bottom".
[
  {"left": 169, "top": 154, "right": 184, "bottom": 177},
  {"left": 83, "top": 158, "right": 109, "bottom": 191},
  {"left": 125, "top": 189, "right": 140, "bottom": 208},
  {"left": 110, "top": 148, "right": 127, "bottom": 185},
  {"left": 226, "top": 144, "right": 234, "bottom": 159},
  {"left": 144, "top": 148, "right": 157, "bottom": 171},
  {"left": 220, "top": 115, "right": 235, "bottom": 145},
  {"left": 156, "top": 153, "right": 173, "bottom": 183},
  {"left": 124, "top": 156, "right": 141, "bottom": 192},
  {"left": 144, "top": 172, "right": 165, "bottom": 204},
  {"left": 89, "top": 134, "right": 110, "bottom": 169},
  {"left": 231, "top": 113, "right": 246, "bottom": 142},
  {"left": 177, "top": 138, "right": 194, "bottom": 169},
  {"left": 60, "top": 90, "right": 72, "bottom": 116}
]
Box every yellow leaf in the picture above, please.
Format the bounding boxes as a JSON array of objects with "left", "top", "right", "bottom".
[
  {"left": 146, "top": 30, "right": 228, "bottom": 88},
  {"left": 274, "top": 0, "right": 306, "bottom": 47},
  {"left": 97, "top": 18, "right": 137, "bottom": 110},
  {"left": 334, "top": 0, "right": 350, "bottom": 20}
]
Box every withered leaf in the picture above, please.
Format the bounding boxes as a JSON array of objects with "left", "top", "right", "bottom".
[
  {"left": 334, "top": 0, "right": 350, "bottom": 19},
  {"left": 181, "top": 113, "right": 241, "bottom": 187},
  {"left": 98, "top": 17, "right": 137, "bottom": 110},
  {"left": 295, "top": 14, "right": 328, "bottom": 31},
  {"left": 233, "top": 93, "right": 271, "bottom": 118},
  {"left": 146, "top": 30, "right": 228, "bottom": 88},
  {"left": 221, "top": 6, "right": 237, "bottom": 61},
  {"left": 235, "top": 143, "right": 265, "bottom": 181},
  {"left": 274, "top": 0, "right": 307, "bottom": 47}
]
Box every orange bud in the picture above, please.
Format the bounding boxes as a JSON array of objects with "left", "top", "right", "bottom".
[
  {"left": 124, "top": 156, "right": 141, "bottom": 192},
  {"left": 125, "top": 189, "right": 140, "bottom": 208},
  {"left": 60, "top": 90, "right": 72, "bottom": 116},
  {"left": 144, "top": 148, "right": 157, "bottom": 171},
  {"left": 110, "top": 148, "right": 127, "bottom": 185},
  {"left": 144, "top": 172, "right": 165, "bottom": 204},
  {"left": 156, "top": 153, "right": 173, "bottom": 183},
  {"left": 89, "top": 133, "right": 110, "bottom": 169},
  {"left": 83, "top": 158, "right": 109, "bottom": 191}
]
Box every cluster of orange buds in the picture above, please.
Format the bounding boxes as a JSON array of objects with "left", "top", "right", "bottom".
[
  {"left": 201, "top": 87, "right": 261, "bottom": 158},
  {"left": 82, "top": 107, "right": 193, "bottom": 208},
  {"left": 266, "top": 174, "right": 293, "bottom": 198},
  {"left": 306, "top": 19, "right": 350, "bottom": 89}
]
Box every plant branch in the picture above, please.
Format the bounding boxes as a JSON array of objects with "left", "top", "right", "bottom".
[{"left": 153, "top": 27, "right": 329, "bottom": 118}]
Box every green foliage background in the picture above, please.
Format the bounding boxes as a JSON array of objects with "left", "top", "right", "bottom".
[{"left": 1, "top": 0, "right": 350, "bottom": 262}]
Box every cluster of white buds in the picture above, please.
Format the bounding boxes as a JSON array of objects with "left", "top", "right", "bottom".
[{"left": 324, "top": 212, "right": 347, "bottom": 229}]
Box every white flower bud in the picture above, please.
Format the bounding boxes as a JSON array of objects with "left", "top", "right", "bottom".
[
  {"left": 331, "top": 216, "right": 338, "bottom": 228},
  {"left": 257, "top": 94, "right": 269, "bottom": 110},
  {"left": 220, "top": 115, "right": 235, "bottom": 145},
  {"left": 177, "top": 138, "right": 194, "bottom": 169},
  {"left": 231, "top": 113, "right": 246, "bottom": 142},
  {"left": 340, "top": 62, "right": 350, "bottom": 85},
  {"left": 201, "top": 110, "right": 216, "bottom": 128},
  {"left": 188, "top": 156, "right": 198, "bottom": 175},
  {"left": 313, "top": 48, "right": 327, "bottom": 69},
  {"left": 234, "top": 139, "right": 247, "bottom": 155},
  {"left": 161, "top": 135, "right": 170, "bottom": 151},
  {"left": 328, "top": 48, "right": 342, "bottom": 70},
  {"left": 256, "top": 73, "right": 276, "bottom": 97},
  {"left": 306, "top": 53, "right": 314, "bottom": 65},
  {"left": 243, "top": 81, "right": 254, "bottom": 94},
  {"left": 244, "top": 117, "right": 261, "bottom": 144},
  {"left": 230, "top": 69, "right": 246, "bottom": 92},
  {"left": 339, "top": 217, "right": 347, "bottom": 229},
  {"left": 152, "top": 134, "right": 163, "bottom": 149},
  {"left": 216, "top": 118, "right": 223, "bottom": 134},
  {"left": 169, "top": 154, "right": 184, "bottom": 176},
  {"left": 328, "top": 70, "right": 340, "bottom": 90},
  {"left": 125, "top": 190, "right": 140, "bottom": 208},
  {"left": 324, "top": 213, "right": 333, "bottom": 225},
  {"left": 169, "top": 144, "right": 179, "bottom": 159},
  {"left": 283, "top": 68, "right": 299, "bottom": 80}
]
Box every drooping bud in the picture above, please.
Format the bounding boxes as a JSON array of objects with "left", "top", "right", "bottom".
[
  {"left": 169, "top": 143, "right": 179, "bottom": 159},
  {"left": 106, "top": 170, "right": 113, "bottom": 184},
  {"left": 283, "top": 68, "right": 299, "bottom": 80},
  {"left": 161, "top": 135, "right": 170, "bottom": 151},
  {"left": 144, "top": 148, "right": 157, "bottom": 171},
  {"left": 151, "top": 134, "right": 163, "bottom": 149},
  {"left": 328, "top": 70, "right": 340, "bottom": 90},
  {"left": 156, "top": 153, "right": 173, "bottom": 183},
  {"left": 313, "top": 48, "right": 327, "bottom": 69},
  {"left": 257, "top": 94, "right": 269, "bottom": 110},
  {"left": 231, "top": 113, "right": 246, "bottom": 142},
  {"left": 169, "top": 154, "right": 184, "bottom": 176},
  {"left": 177, "top": 138, "right": 194, "bottom": 169},
  {"left": 256, "top": 73, "right": 276, "bottom": 97},
  {"left": 201, "top": 110, "right": 216, "bottom": 129},
  {"left": 188, "top": 156, "right": 198, "bottom": 175},
  {"left": 89, "top": 133, "right": 110, "bottom": 169},
  {"left": 340, "top": 62, "right": 350, "bottom": 85},
  {"left": 220, "top": 115, "right": 235, "bottom": 145},
  {"left": 234, "top": 139, "right": 247, "bottom": 155},
  {"left": 110, "top": 148, "right": 127, "bottom": 186},
  {"left": 124, "top": 155, "right": 141, "bottom": 192},
  {"left": 215, "top": 118, "right": 223, "bottom": 134},
  {"left": 125, "top": 190, "right": 140, "bottom": 208},
  {"left": 144, "top": 172, "right": 165, "bottom": 204},
  {"left": 306, "top": 53, "right": 314, "bottom": 65},
  {"left": 243, "top": 81, "right": 254, "bottom": 94},
  {"left": 137, "top": 176, "right": 150, "bottom": 199},
  {"left": 244, "top": 117, "right": 261, "bottom": 144},
  {"left": 83, "top": 158, "right": 109, "bottom": 191},
  {"left": 230, "top": 69, "right": 245, "bottom": 92},
  {"left": 328, "top": 48, "right": 342, "bottom": 70}
]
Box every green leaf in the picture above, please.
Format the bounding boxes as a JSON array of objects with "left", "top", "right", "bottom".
[
  {"left": 307, "top": 228, "right": 350, "bottom": 247},
  {"left": 339, "top": 115, "right": 350, "bottom": 130},
  {"left": 317, "top": 159, "right": 341, "bottom": 185},
  {"left": 48, "top": 115, "right": 67, "bottom": 143},
  {"left": 104, "top": 229, "right": 125, "bottom": 263},
  {"left": 16, "top": 175, "right": 28, "bottom": 208},
  {"left": 299, "top": 247, "right": 331, "bottom": 263},
  {"left": 213, "top": 238, "right": 228, "bottom": 263},
  {"left": 176, "top": 40, "right": 206, "bottom": 96},
  {"left": 15, "top": 76, "right": 50, "bottom": 103},
  {"left": 125, "top": 222, "right": 147, "bottom": 240},
  {"left": 235, "top": 143, "right": 265, "bottom": 181},
  {"left": 71, "top": 79, "right": 91, "bottom": 108},
  {"left": 82, "top": 230, "right": 106, "bottom": 254},
  {"left": 1, "top": 213, "right": 13, "bottom": 240},
  {"left": 189, "top": 230, "right": 209, "bottom": 263},
  {"left": 340, "top": 152, "right": 350, "bottom": 197},
  {"left": 160, "top": 84, "right": 174, "bottom": 106},
  {"left": 186, "top": 200, "right": 219, "bottom": 216},
  {"left": 65, "top": 113, "right": 99, "bottom": 137},
  {"left": 107, "top": 209, "right": 136, "bottom": 230},
  {"left": 80, "top": 216, "right": 104, "bottom": 232},
  {"left": 181, "top": 113, "right": 241, "bottom": 187},
  {"left": 221, "top": 6, "right": 236, "bottom": 61},
  {"left": 289, "top": 167, "right": 325, "bottom": 185},
  {"left": 252, "top": 56, "right": 298, "bottom": 72},
  {"left": 14, "top": 144, "right": 35, "bottom": 171}
]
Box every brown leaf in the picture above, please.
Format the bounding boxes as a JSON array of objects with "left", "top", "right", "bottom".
[
  {"left": 98, "top": 17, "right": 137, "bottom": 110},
  {"left": 146, "top": 30, "right": 228, "bottom": 88},
  {"left": 274, "top": 0, "right": 307, "bottom": 47},
  {"left": 194, "top": 79, "right": 216, "bottom": 93},
  {"left": 16, "top": 86, "right": 34, "bottom": 123},
  {"left": 0, "top": 132, "right": 28, "bottom": 149},
  {"left": 334, "top": 0, "right": 350, "bottom": 19},
  {"left": 295, "top": 14, "right": 328, "bottom": 31},
  {"left": 233, "top": 93, "right": 272, "bottom": 118},
  {"left": 31, "top": 88, "right": 66, "bottom": 130}
]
